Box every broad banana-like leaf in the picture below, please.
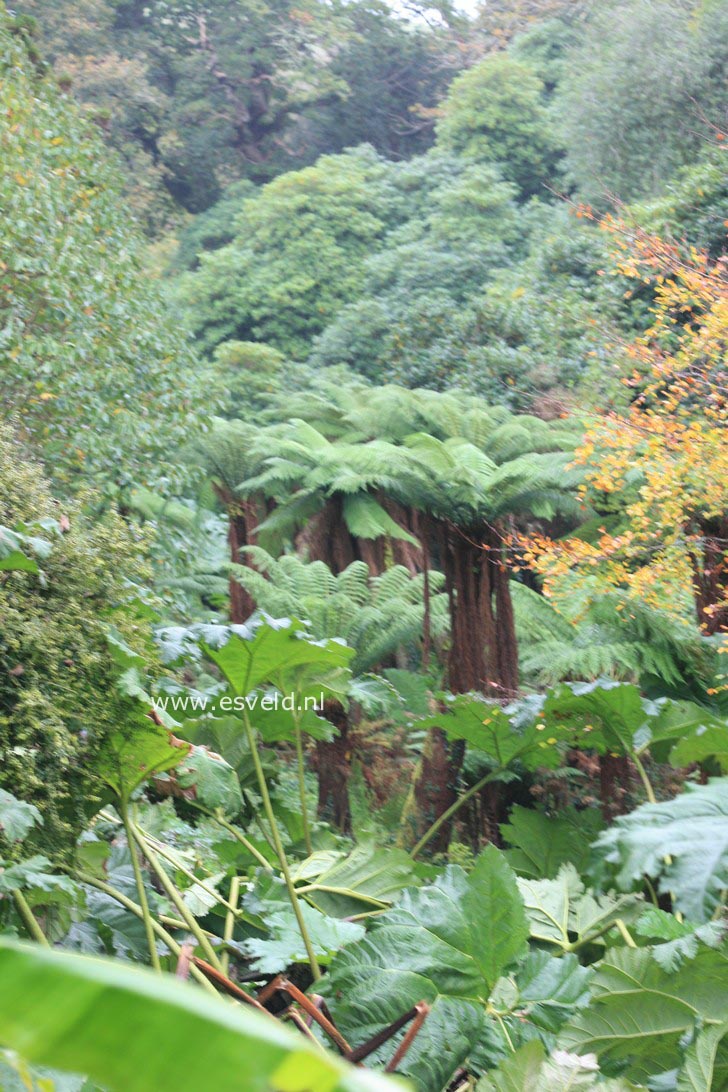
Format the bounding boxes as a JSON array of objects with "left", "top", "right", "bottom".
[{"left": 0, "top": 940, "right": 402, "bottom": 1092}]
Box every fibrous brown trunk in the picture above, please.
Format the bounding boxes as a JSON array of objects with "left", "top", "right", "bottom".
[
  {"left": 407, "top": 519, "right": 520, "bottom": 853},
  {"left": 443, "top": 523, "right": 518, "bottom": 696},
  {"left": 312, "top": 700, "right": 352, "bottom": 834},
  {"left": 215, "top": 484, "right": 263, "bottom": 623},
  {"left": 689, "top": 517, "right": 728, "bottom": 635},
  {"left": 599, "top": 754, "right": 631, "bottom": 821},
  {"left": 296, "top": 497, "right": 360, "bottom": 571},
  {"left": 297, "top": 495, "right": 392, "bottom": 830}
]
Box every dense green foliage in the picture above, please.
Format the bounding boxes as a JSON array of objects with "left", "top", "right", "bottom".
[
  {"left": 177, "top": 146, "right": 405, "bottom": 357},
  {"left": 14, "top": 0, "right": 462, "bottom": 225},
  {"left": 1, "top": 0, "right": 727, "bottom": 1088},
  {"left": 0, "top": 428, "right": 155, "bottom": 851},
  {"left": 0, "top": 12, "right": 202, "bottom": 490},
  {"left": 558, "top": 0, "right": 728, "bottom": 205},
  {"left": 436, "top": 53, "right": 559, "bottom": 197}
]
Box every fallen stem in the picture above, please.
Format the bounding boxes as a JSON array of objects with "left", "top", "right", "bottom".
[{"left": 139, "top": 829, "right": 241, "bottom": 915}]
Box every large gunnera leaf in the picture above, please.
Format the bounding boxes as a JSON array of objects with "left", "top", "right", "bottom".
[
  {"left": 594, "top": 778, "right": 728, "bottom": 922},
  {"left": 500, "top": 805, "right": 604, "bottom": 880},
  {"left": 559, "top": 944, "right": 728, "bottom": 1085},
  {"left": 517, "top": 864, "right": 642, "bottom": 952},
  {"left": 477, "top": 1039, "right": 640, "bottom": 1091},
  {"left": 319, "top": 846, "right": 529, "bottom": 1092}
]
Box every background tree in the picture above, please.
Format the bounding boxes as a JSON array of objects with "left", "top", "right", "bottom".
[
  {"left": 435, "top": 53, "right": 561, "bottom": 198},
  {"left": 176, "top": 146, "right": 405, "bottom": 357},
  {"left": 0, "top": 12, "right": 202, "bottom": 493},
  {"left": 524, "top": 217, "right": 728, "bottom": 636},
  {"left": 16, "top": 0, "right": 470, "bottom": 222},
  {"left": 206, "top": 385, "right": 584, "bottom": 845},
  {"left": 557, "top": 0, "right": 728, "bottom": 205},
  {"left": 301, "top": 0, "right": 465, "bottom": 163}
]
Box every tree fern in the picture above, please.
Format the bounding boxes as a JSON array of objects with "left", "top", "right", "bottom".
[
  {"left": 230, "top": 549, "right": 448, "bottom": 673},
  {"left": 513, "top": 582, "right": 717, "bottom": 697}
]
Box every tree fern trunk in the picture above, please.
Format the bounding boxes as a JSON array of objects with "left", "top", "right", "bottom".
[
  {"left": 405, "top": 521, "right": 520, "bottom": 854},
  {"left": 216, "top": 485, "right": 260, "bottom": 623},
  {"left": 312, "top": 700, "right": 352, "bottom": 834},
  {"left": 689, "top": 516, "right": 728, "bottom": 635}
]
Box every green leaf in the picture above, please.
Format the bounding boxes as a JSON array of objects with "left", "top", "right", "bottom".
[
  {"left": 347, "top": 675, "right": 400, "bottom": 715},
  {"left": 413, "top": 694, "right": 564, "bottom": 771},
  {"left": 517, "top": 865, "right": 642, "bottom": 952},
  {"left": 541, "top": 679, "right": 645, "bottom": 755},
  {"left": 510, "top": 951, "right": 593, "bottom": 1034},
  {"left": 637, "top": 700, "right": 728, "bottom": 771},
  {"left": 320, "top": 849, "right": 528, "bottom": 1092},
  {"left": 0, "top": 548, "right": 39, "bottom": 573},
  {"left": 669, "top": 721, "right": 728, "bottom": 772},
  {"left": 96, "top": 715, "right": 189, "bottom": 804},
  {"left": 677, "top": 1022, "right": 728, "bottom": 1091},
  {"left": 249, "top": 695, "right": 335, "bottom": 744},
  {"left": 594, "top": 778, "right": 728, "bottom": 922},
  {"left": 0, "top": 790, "right": 43, "bottom": 844},
  {"left": 540, "top": 682, "right": 728, "bottom": 772},
  {"left": 477, "top": 1040, "right": 639, "bottom": 1091},
  {"left": 634, "top": 907, "right": 725, "bottom": 972},
  {"left": 172, "top": 743, "right": 243, "bottom": 817},
  {"left": 559, "top": 945, "right": 728, "bottom": 1083},
  {"left": 105, "top": 627, "right": 147, "bottom": 672},
  {"left": 469, "top": 846, "right": 530, "bottom": 991},
  {"left": 341, "top": 494, "right": 419, "bottom": 545},
  {"left": 244, "top": 897, "right": 365, "bottom": 973},
  {"left": 0, "top": 940, "right": 400, "bottom": 1092},
  {"left": 199, "top": 617, "right": 353, "bottom": 699},
  {"left": 500, "top": 806, "right": 604, "bottom": 880},
  {"left": 0, "top": 857, "right": 76, "bottom": 898},
  {"left": 292, "top": 843, "right": 419, "bottom": 919},
  {"left": 382, "top": 670, "right": 433, "bottom": 718},
  {"left": 476, "top": 1040, "right": 546, "bottom": 1092}
]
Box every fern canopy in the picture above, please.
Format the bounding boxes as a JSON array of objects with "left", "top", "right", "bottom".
[{"left": 231, "top": 548, "right": 448, "bottom": 673}]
